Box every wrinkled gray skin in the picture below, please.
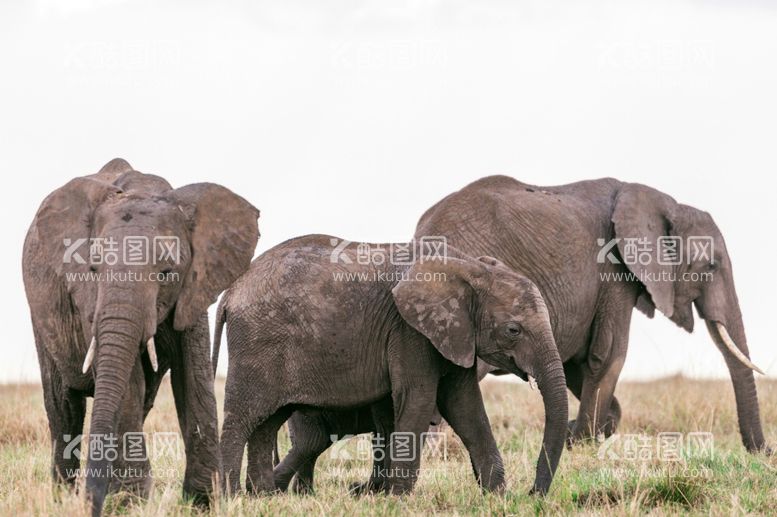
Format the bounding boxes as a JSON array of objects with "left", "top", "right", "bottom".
[
  {"left": 215, "top": 235, "right": 567, "bottom": 496},
  {"left": 22, "top": 159, "right": 260, "bottom": 517},
  {"left": 416, "top": 175, "right": 769, "bottom": 452}
]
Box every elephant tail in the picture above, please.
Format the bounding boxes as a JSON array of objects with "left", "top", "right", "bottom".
[{"left": 212, "top": 295, "right": 227, "bottom": 379}]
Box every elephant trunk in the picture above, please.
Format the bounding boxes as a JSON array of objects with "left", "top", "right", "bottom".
[
  {"left": 84, "top": 299, "right": 146, "bottom": 516},
  {"left": 530, "top": 328, "right": 568, "bottom": 495},
  {"left": 705, "top": 312, "right": 766, "bottom": 453}
]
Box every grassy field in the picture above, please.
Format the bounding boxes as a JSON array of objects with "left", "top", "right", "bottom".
[{"left": 1, "top": 376, "right": 775, "bottom": 516}]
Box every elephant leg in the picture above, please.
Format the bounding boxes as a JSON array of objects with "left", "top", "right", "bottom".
[
  {"left": 350, "top": 398, "right": 394, "bottom": 495},
  {"left": 37, "top": 345, "right": 86, "bottom": 486},
  {"left": 141, "top": 322, "right": 175, "bottom": 421},
  {"left": 220, "top": 366, "right": 266, "bottom": 496},
  {"left": 384, "top": 384, "right": 438, "bottom": 494},
  {"left": 564, "top": 360, "right": 622, "bottom": 442},
  {"left": 141, "top": 367, "right": 168, "bottom": 421},
  {"left": 564, "top": 319, "right": 629, "bottom": 444},
  {"left": 108, "top": 358, "right": 152, "bottom": 499},
  {"left": 170, "top": 316, "right": 222, "bottom": 505},
  {"left": 604, "top": 396, "right": 622, "bottom": 437},
  {"left": 275, "top": 412, "right": 330, "bottom": 494},
  {"left": 246, "top": 408, "right": 293, "bottom": 495},
  {"left": 367, "top": 398, "right": 394, "bottom": 493},
  {"left": 220, "top": 413, "right": 250, "bottom": 496},
  {"left": 437, "top": 368, "right": 505, "bottom": 493}
]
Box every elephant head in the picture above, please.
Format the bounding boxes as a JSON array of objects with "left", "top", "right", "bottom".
[
  {"left": 392, "top": 254, "right": 568, "bottom": 494},
  {"left": 24, "top": 159, "right": 260, "bottom": 513},
  {"left": 612, "top": 183, "right": 766, "bottom": 452}
]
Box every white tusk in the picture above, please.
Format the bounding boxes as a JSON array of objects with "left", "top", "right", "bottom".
[
  {"left": 715, "top": 322, "right": 765, "bottom": 375},
  {"left": 528, "top": 375, "right": 538, "bottom": 390},
  {"left": 82, "top": 337, "right": 96, "bottom": 374},
  {"left": 147, "top": 337, "right": 158, "bottom": 372}
]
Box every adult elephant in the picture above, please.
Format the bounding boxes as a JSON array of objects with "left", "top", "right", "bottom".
[
  {"left": 22, "top": 159, "right": 260, "bottom": 516},
  {"left": 415, "top": 175, "right": 768, "bottom": 452}
]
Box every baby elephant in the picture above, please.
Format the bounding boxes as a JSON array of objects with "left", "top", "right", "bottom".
[{"left": 215, "top": 235, "right": 568, "bottom": 496}]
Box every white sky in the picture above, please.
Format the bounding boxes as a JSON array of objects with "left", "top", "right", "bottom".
[{"left": 2, "top": 0, "right": 776, "bottom": 382}]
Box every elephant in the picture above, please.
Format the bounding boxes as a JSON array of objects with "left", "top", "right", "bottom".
[
  {"left": 414, "top": 175, "right": 769, "bottom": 452},
  {"left": 215, "top": 235, "right": 568, "bottom": 496},
  {"left": 22, "top": 158, "right": 260, "bottom": 516}
]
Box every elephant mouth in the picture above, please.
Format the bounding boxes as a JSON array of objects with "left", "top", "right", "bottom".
[
  {"left": 509, "top": 364, "right": 529, "bottom": 382},
  {"left": 482, "top": 354, "right": 529, "bottom": 381}
]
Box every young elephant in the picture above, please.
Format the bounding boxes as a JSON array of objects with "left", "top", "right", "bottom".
[{"left": 216, "top": 235, "right": 568, "bottom": 496}]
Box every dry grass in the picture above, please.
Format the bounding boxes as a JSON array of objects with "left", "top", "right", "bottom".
[{"left": 0, "top": 376, "right": 775, "bottom": 516}]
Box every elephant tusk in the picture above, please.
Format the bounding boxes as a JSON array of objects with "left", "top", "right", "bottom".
[
  {"left": 82, "top": 337, "right": 96, "bottom": 374},
  {"left": 715, "top": 322, "right": 765, "bottom": 375},
  {"left": 528, "top": 375, "right": 538, "bottom": 390},
  {"left": 147, "top": 337, "right": 158, "bottom": 372}
]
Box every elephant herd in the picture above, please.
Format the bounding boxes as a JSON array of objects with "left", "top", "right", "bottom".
[{"left": 23, "top": 159, "right": 768, "bottom": 516}]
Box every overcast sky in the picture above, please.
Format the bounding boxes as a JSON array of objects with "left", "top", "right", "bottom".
[{"left": 2, "top": 0, "right": 776, "bottom": 382}]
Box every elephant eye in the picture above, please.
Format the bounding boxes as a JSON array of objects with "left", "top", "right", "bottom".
[
  {"left": 504, "top": 322, "right": 522, "bottom": 338},
  {"left": 159, "top": 267, "right": 176, "bottom": 282}
]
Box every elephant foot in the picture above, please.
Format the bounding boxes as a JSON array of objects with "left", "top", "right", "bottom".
[
  {"left": 566, "top": 415, "right": 619, "bottom": 448},
  {"left": 52, "top": 466, "right": 80, "bottom": 488},
  {"left": 183, "top": 488, "right": 212, "bottom": 509},
  {"left": 290, "top": 477, "right": 314, "bottom": 495},
  {"left": 103, "top": 478, "right": 152, "bottom": 514},
  {"left": 565, "top": 419, "right": 579, "bottom": 448},
  {"left": 108, "top": 473, "right": 153, "bottom": 499},
  {"left": 348, "top": 479, "right": 384, "bottom": 496},
  {"left": 247, "top": 478, "right": 281, "bottom": 496},
  {"left": 183, "top": 492, "right": 210, "bottom": 510},
  {"left": 565, "top": 420, "right": 598, "bottom": 448},
  {"left": 182, "top": 471, "right": 220, "bottom": 508},
  {"left": 746, "top": 443, "right": 774, "bottom": 456},
  {"left": 384, "top": 479, "right": 416, "bottom": 495}
]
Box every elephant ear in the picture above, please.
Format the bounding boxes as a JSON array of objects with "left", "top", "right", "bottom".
[
  {"left": 168, "top": 183, "right": 260, "bottom": 330},
  {"left": 611, "top": 183, "right": 678, "bottom": 318},
  {"left": 24, "top": 175, "right": 123, "bottom": 345},
  {"left": 391, "top": 258, "right": 485, "bottom": 368},
  {"left": 29, "top": 176, "right": 122, "bottom": 277}
]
